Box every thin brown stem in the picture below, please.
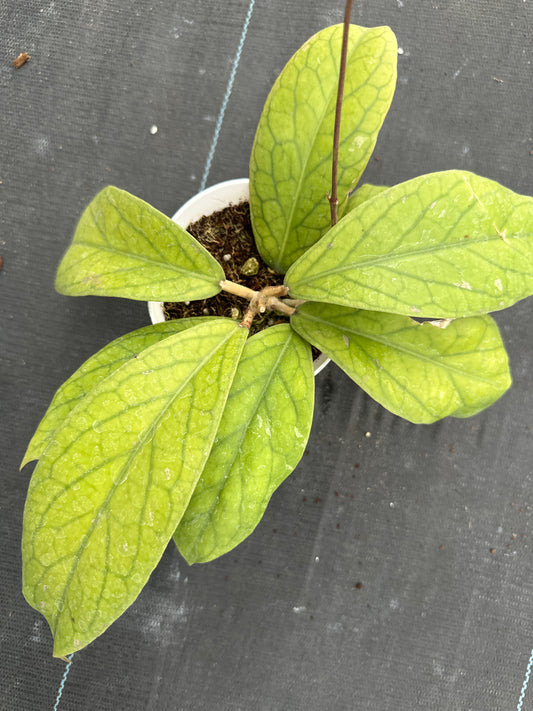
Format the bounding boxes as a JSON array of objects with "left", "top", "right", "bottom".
[{"left": 328, "top": 0, "right": 353, "bottom": 226}]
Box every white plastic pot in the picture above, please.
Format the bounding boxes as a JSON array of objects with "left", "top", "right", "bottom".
[{"left": 148, "top": 178, "right": 329, "bottom": 375}]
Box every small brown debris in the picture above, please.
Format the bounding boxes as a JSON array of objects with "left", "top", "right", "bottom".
[
  {"left": 355, "top": 582, "right": 363, "bottom": 590},
  {"left": 314, "top": 497, "right": 322, "bottom": 504},
  {"left": 490, "top": 548, "right": 496, "bottom": 554},
  {"left": 530, "top": 149, "right": 533, "bottom": 156},
  {"left": 439, "top": 545, "right": 445, "bottom": 550},
  {"left": 0, "top": 255, "right": 3, "bottom": 271},
  {"left": 13, "top": 52, "right": 30, "bottom": 68}
]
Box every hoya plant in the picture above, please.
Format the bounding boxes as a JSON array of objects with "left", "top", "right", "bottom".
[{"left": 22, "top": 11, "right": 533, "bottom": 659}]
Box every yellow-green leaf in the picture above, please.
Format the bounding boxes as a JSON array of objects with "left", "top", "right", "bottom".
[
  {"left": 174, "top": 324, "right": 314, "bottom": 563},
  {"left": 250, "top": 24, "right": 397, "bottom": 273},
  {"left": 291, "top": 302, "right": 511, "bottom": 423},
  {"left": 342, "top": 183, "right": 388, "bottom": 214},
  {"left": 21, "top": 318, "right": 216, "bottom": 468},
  {"left": 56, "top": 186, "right": 225, "bottom": 301},
  {"left": 22, "top": 319, "right": 247, "bottom": 657},
  {"left": 285, "top": 171, "right": 533, "bottom": 317}
]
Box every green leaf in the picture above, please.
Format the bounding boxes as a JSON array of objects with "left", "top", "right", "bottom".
[
  {"left": 291, "top": 302, "right": 511, "bottom": 423},
  {"left": 285, "top": 171, "right": 533, "bottom": 317},
  {"left": 342, "top": 183, "right": 388, "bottom": 214},
  {"left": 55, "top": 186, "right": 225, "bottom": 301},
  {"left": 174, "top": 324, "right": 314, "bottom": 563},
  {"left": 22, "top": 319, "right": 247, "bottom": 657},
  {"left": 250, "top": 24, "right": 397, "bottom": 274},
  {"left": 21, "top": 318, "right": 217, "bottom": 468}
]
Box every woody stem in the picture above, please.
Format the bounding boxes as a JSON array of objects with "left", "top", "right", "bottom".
[
  {"left": 219, "top": 280, "right": 298, "bottom": 328},
  {"left": 328, "top": 0, "right": 353, "bottom": 226}
]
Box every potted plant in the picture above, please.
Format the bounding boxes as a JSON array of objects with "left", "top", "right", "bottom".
[
  {"left": 146, "top": 179, "right": 331, "bottom": 372},
  {"left": 21, "top": 2, "right": 533, "bottom": 660}
]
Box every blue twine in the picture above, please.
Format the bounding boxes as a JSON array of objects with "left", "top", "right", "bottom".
[
  {"left": 52, "top": 654, "right": 74, "bottom": 710},
  {"left": 199, "top": 0, "right": 256, "bottom": 191},
  {"left": 517, "top": 647, "right": 533, "bottom": 711}
]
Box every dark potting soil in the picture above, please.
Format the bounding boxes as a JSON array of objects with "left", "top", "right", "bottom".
[{"left": 163, "top": 201, "right": 289, "bottom": 335}]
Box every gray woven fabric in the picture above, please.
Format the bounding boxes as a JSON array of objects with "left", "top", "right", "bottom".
[{"left": 1, "top": 1, "right": 532, "bottom": 709}]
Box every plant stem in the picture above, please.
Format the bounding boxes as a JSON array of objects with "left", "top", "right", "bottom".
[
  {"left": 283, "top": 298, "right": 306, "bottom": 308},
  {"left": 219, "top": 279, "right": 257, "bottom": 301},
  {"left": 220, "top": 280, "right": 297, "bottom": 328},
  {"left": 328, "top": 0, "right": 353, "bottom": 227}
]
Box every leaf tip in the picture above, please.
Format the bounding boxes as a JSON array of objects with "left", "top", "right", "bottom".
[{"left": 20, "top": 455, "right": 34, "bottom": 470}]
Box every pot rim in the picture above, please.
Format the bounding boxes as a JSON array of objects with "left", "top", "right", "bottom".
[{"left": 147, "top": 179, "right": 330, "bottom": 376}]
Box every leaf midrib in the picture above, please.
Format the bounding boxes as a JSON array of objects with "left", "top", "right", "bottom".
[
  {"left": 295, "top": 231, "right": 532, "bottom": 283},
  {"left": 297, "top": 311, "right": 502, "bottom": 385},
  {"left": 62, "top": 239, "right": 219, "bottom": 283}
]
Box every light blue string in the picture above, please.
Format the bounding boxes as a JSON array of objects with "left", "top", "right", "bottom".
[
  {"left": 517, "top": 647, "right": 533, "bottom": 711},
  {"left": 199, "top": 0, "right": 256, "bottom": 191},
  {"left": 52, "top": 654, "right": 74, "bottom": 710}
]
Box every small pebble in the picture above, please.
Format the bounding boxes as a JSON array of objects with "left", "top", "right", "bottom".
[
  {"left": 223, "top": 254, "right": 232, "bottom": 262},
  {"left": 240, "top": 257, "right": 259, "bottom": 276},
  {"left": 365, "top": 431, "right": 371, "bottom": 438},
  {"left": 150, "top": 125, "right": 158, "bottom": 135}
]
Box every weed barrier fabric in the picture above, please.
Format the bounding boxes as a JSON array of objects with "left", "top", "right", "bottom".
[{"left": 1, "top": 0, "right": 532, "bottom": 708}]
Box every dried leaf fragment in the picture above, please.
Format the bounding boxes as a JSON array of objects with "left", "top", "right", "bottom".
[{"left": 13, "top": 52, "right": 30, "bottom": 68}]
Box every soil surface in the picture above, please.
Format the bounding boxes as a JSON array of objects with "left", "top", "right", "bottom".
[{"left": 163, "top": 201, "right": 290, "bottom": 335}]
